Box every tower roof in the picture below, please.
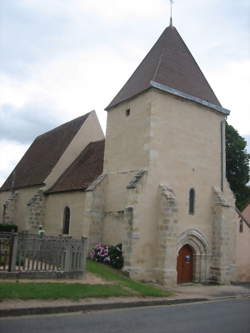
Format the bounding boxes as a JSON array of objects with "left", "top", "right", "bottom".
[{"left": 106, "top": 26, "right": 225, "bottom": 112}]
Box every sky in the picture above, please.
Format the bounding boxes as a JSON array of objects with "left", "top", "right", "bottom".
[{"left": 0, "top": 0, "right": 249, "bottom": 186}]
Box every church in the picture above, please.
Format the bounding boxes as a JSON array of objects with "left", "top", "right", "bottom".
[{"left": 1, "top": 23, "right": 249, "bottom": 286}]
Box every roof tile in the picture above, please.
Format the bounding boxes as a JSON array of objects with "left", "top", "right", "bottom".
[
  {"left": 106, "top": 26, "right": 220, "bottom": 110},
  {"left": 46, "top": 140, "right": 105, "bottom": 194}
]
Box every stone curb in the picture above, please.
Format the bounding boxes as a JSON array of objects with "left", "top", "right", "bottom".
[
  {"left": 0, "top": 298, "right": 208, "bottom": 318},
  {"left": 1, "top": 295, "right": 249, "bottom": 318}
]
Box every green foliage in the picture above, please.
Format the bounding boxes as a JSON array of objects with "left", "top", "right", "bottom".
[
  {"left": 108, "top": 243, "right": 124, "bottom": 269},
  {"left": 0, "top": 224, "right": 18, "bottom": 232},
  {"left": 89, "top": 243, "right": 124, "bottom": 269},
  {"left": 225, "top": 123, "right": 250, "bottom": 210}
]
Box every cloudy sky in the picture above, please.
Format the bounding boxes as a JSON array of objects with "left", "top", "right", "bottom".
[{"left": 0, "top": 0, "right": 249, "bottom": 186}]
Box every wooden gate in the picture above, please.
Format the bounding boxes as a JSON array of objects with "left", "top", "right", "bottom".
[{"left": 177, "top": 244, "right": 194, "bottom": 283}]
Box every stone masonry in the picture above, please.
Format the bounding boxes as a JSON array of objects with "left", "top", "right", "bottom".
[
  {"left": 26, "top": 190, "right": 45, "bottom": 232},
  {"left": 211, "top": 186, "right": 237, "bottom": 284},
  {"left": 1, "top": 191, "right": 18, "bottom": 225},
  {"left": 156, "top": 184, "right": 178, "bottom": 286}
]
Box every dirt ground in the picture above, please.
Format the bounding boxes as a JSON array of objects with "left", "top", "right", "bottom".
[{"left": 0, "top": 272, "right": 109, "bottom": 285}]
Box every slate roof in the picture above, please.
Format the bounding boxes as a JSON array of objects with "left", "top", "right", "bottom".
[
  {"left": 0, "top": 113, "right": 90, "bottom": 192},
  {"left": 47, "top": 140, "right": 105, "bottom": 194},
  {"left": 106, "top": 26, "right": 221, "bottom": 110}
]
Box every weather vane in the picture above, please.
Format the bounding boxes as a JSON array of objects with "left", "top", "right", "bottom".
[{"left": 169, "top": 0, "right": 174, "bottom": 27}]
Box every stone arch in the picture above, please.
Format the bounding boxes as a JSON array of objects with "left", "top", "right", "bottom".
[{"left": 177, "top": 229, "right": 210, "bottom": 283}]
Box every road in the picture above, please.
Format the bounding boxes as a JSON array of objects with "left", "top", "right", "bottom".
[{"left": 0, "top": 298, "right": 250, "bottom": 333}]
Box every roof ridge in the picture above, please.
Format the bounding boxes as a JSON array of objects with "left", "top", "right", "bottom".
[{"left": 35, "top": 112, "right": 91, "bottom": 140}]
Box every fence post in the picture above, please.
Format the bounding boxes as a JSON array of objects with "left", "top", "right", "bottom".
[
  {"left": 64, "top": 240, "right": 72, "bottom": 272},
  {"left": 82, "top": 237, "right": 88, "bottom": 273},
  {"left": 9, "top": 233, "right": 18, "bottom": 272}
]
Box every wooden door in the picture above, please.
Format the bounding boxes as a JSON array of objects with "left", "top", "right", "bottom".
[{"left": 177, "top": 244, "right": 193, "bottom": 283}]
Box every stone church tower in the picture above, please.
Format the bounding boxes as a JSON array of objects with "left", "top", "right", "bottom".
[{"left": 96, "top": 25, "right": 237, "bottom": 286}]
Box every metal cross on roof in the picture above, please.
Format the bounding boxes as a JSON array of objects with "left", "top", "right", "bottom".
[{"left": 169, "top": 0, "right": 174, "bottom": 27}]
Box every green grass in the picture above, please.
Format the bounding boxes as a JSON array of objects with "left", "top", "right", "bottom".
[
  {"left": 0, "top": 282, "right": 131, "bottom": 301},
  {"left": 86, "top": 260, "right": 171, "bottom": 297},
  {"left": 0, "top": 261, "right": 170, "bottom": 300}
]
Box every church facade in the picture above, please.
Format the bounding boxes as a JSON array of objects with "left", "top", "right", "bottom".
[{"left": 0, "top": 25, "right": 248, "bottom": 285}]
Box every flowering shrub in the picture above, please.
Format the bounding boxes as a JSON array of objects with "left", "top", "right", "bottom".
[{"left": 89, "top": 243, "right": 124, "bottom": 269}]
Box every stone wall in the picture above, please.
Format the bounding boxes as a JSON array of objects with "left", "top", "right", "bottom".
[
  {"left": 156, "top": 185, "right": 178, "bottom": 286},
  {"left": 211, "top": 186, "right": 237, "bottom": 284},
  {"left": 26, "top": 190, "right": 46, "bottom": 232},
  {"left": 1, "top": 191, "right": 18, "bottom": 225},
  {"left": 235, "top": 211, "right": 250, "bottom": 282},
  {"left": 44, "top": 191, "right": 86, "bottom": 238},
  {"left": 85, "top": 174, "right": 106, "bottom": 250}
]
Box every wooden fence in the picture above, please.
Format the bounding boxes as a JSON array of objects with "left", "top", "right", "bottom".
[{"left": 0, "top": 232, "right": 87, "bottom": 279}]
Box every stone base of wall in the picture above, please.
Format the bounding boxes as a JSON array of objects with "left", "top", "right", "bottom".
[{"left": 0, "top": 271, "right": 85, "bottom": 280}]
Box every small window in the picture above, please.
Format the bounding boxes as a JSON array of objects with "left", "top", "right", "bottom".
[
  {"left": 239, "top": 220, "right": 243, "bottom": 233},
  {"left": 126, "top": 109, "right": 130, "bottom": 117},
  {"left": 63, "top": 206, "right": 70, "bottom": 234},
  {"left": 189, "top": 188, "right": 195, "bottom": 215}
]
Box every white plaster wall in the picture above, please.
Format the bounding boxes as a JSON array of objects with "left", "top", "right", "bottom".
[
  {"left": 149, "top": 90, "right": 225, "bottom": 240},
  {"left": 44, "top": 191, "right": 86, "bottom": 239},
  {"left": 236, "top": 219, "right": 250, "bottom": 282},
  {"left": 104, "top": 93, "right": 151, "bottom": 172}
]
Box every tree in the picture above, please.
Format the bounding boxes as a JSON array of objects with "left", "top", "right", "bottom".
[{"left": 225, "top": 122, "right": 250, "bottom": 210}]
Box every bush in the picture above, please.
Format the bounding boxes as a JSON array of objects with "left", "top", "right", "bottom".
[
  {"left": 0, "top": 224, "right": 18, "bottom": 232},
  {"left": 89, "top": 243, "right": 124, "bottom": 269}
]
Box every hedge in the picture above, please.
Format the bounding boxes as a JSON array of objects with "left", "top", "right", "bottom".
[{"left": 0, "top": 224, "right": 18, "bottom": 232}]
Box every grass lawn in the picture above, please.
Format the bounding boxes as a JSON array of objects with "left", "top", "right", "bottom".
[
  {"left": 86, "top": 260, "right": 171, "bottom": 297},
  {"left": 0, "top": 261, "right": 171, "bottom": 300},
  {"left": 0, "top": 282, "right": 130, "bottom": 301}
]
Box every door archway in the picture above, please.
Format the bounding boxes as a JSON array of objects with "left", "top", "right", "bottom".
[
  {"left": 177, "top": 244, "right": 194, "bottom": 283},
  {"left": 177, "top": 229, "right": 209, "bottom": 283}
]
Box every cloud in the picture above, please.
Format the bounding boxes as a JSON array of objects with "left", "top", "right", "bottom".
[
  {"left": 0, "top": 103, "right": 59, "bottom": 143},
  {"left": 0, "top": 0, "right": 167, "bottom": 78},
  {"left": 0, "top": 140, "right": 28, "bottom": 186},
  {"left": 243, "top": 135, "right": 250, "bottom": 154},
  {"left": 210, "top": 60, "right": 250, "bottom": 135}
]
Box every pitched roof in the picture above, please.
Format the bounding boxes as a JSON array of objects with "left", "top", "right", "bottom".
[
  {"left": 0, "top": 113, "right": 90, "bottom": 192},
  {"left": 106, "top": 26, "right": 221, "bottom": 110},
  {"left": 46, "top": 140, "right": 105, "bottom": 194}
]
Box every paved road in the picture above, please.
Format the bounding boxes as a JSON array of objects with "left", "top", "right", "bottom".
[{"left": 0, "top": 298, "right": 249, "bottom": 333}]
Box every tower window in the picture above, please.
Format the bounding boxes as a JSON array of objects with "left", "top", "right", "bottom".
[
  {"left": 189, "top": 188, "right": 195, "bottom": 215},
  {"left": 126, "top": 109, "right": 130, "bottom": 117},
  {"left": 63, "top": 206, "right": 70, "bottom": 234}
]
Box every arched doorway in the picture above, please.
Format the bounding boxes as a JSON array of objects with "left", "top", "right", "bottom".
[{"left": 177, "top": 244, "right": 194, "bottom": 283}]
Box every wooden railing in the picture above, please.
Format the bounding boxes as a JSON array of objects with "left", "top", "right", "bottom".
[{"left": 0, "top": 232, "right": 87, "bottom": 278}]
